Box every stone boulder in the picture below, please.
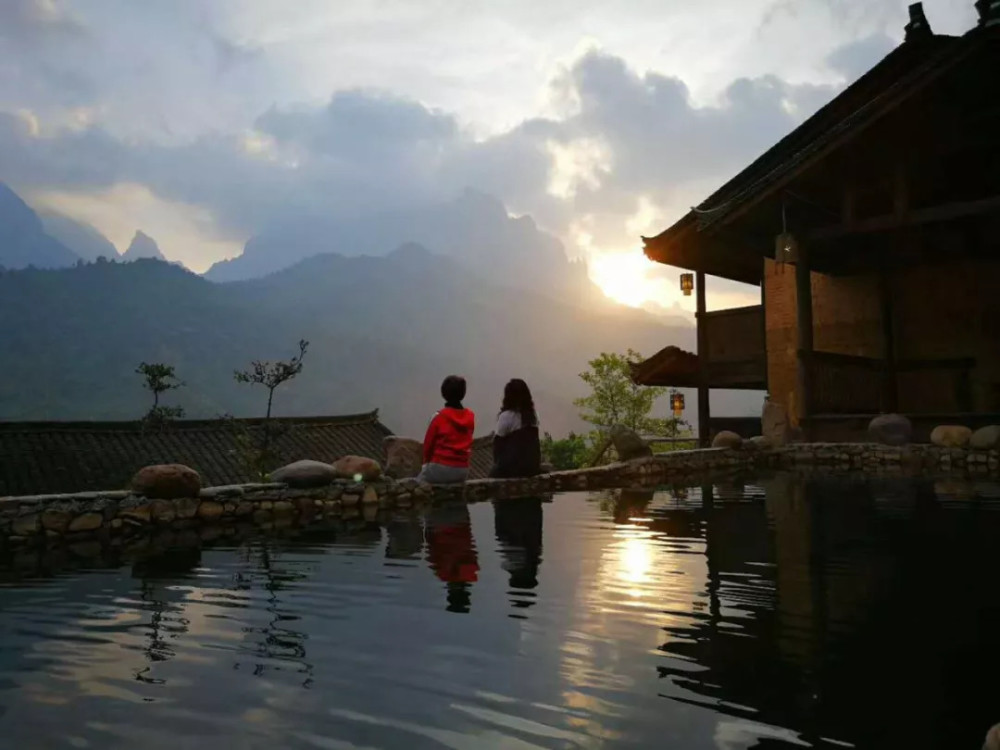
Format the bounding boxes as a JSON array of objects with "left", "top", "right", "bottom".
[
  {"left": 383, "top": 437, "right": 423, "bottom": 479},
  {"left": 131, "top": 464, "right": 201, "bottom": 499},
  {"left": 269, "top": 459, "right": 338, "bottom": 488},
  {"left": 761, "top": 398, "right": 792, "bottom": 445},
  {"left": 868, "top": 414, "right": 912, "bottom": 446},
  {"left": 748, "top": 435, "right": 774, "bottom": 451},
  {"left": 984, "top": 723, "right": 1000, "bottom": 750},
  {"left": 539, "top": 462, "right": 555, "bottom": 474},
  {"left": 712, "top": 431, "right": 743, "bottom": 449},
  {"left": 930, "top": 424, "right": 972, "bottom": 448},
  {"left": 610, "top": 425, "right": 652, "bottom": 461},
  {"left": 970, "top": 425, "right": 1000, "bottom": 450},
  {"left": 332, "top": 455, "right": 383, "bottom": 481}
]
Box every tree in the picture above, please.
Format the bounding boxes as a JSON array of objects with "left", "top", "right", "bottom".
[
  {"left": 234, "top": 339, "right": 309, "bottom": 421},
  {"left": 574, "top": 349, "right": 686, "bottom": 436},
  {"left": 136, "top": 361, "right": 184, "bottom": 427},
  {"left": 232, "top": 339, "right": 309, "bottom": 477},
  {"left": 540, "top": 431, "right": 590, "bottom": 470}
]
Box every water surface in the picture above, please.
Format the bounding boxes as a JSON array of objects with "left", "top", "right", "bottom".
[{"left": 2, "top": 474, "right": 1000, "bottom": 749}]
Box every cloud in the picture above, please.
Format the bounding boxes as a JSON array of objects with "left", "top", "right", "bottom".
[{"left": 0, "top": 0, "right": 979, "bottom": 308}]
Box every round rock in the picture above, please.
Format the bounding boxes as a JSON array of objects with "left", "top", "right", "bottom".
[
  {"left": 383, "top": 437, "right": 423, "bottom": 479},
  {"left": 610, "top": 425, "right": 653, "bottom": 461},
  {"left": 930, "top": 424, "right": 972, "bottom": 448},
  {"left": 332, "top": 455, "right": 383, "bottom": 481},
  {"left": 712, "top": 431, "right": 743, "bottom": 449},
  {"left": 970, "top": 425, "right": 1000, "bottom": 451},
  {"left": 268, "top": 459, "right": 338, "bottom": 488},
  {"left": 868, "top": 414, "right": 912, "bottom": 446},
  {"left": 131, "top": 464, "right": 202, "bottom": 499}
]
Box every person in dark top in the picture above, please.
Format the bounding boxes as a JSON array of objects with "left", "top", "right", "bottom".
[
  {"left": 417, "top": 375, "right": 476, "bottom": 484},
  {"left": 489, "top": 378, "right": 542, "bottom": 478}
]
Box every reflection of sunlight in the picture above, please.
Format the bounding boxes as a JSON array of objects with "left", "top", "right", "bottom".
[{"left": 616, "top": 532, "right": 653, "bottom": 598}]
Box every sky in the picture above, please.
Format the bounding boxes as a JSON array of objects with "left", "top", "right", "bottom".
[{"left": 0, "top": 0, "right": 980, "bottom": 312}]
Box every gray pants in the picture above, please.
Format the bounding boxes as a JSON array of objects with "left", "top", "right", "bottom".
[{"left": 417, "top": 463, "right": 469, "bottom": 484}]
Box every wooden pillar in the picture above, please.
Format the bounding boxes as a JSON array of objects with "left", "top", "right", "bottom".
[
  {"left": 795, "top": 247, "right": 813, "bottom": 436},
  {"left": 696, "top": 271, "right": 711, "bottom": 447},
  {"left": 878, "top": 262, "right": 898, "bottom": 412}
]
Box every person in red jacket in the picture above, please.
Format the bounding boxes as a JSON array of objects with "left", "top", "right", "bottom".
[{"left": 417, "top": 375, "right": 476, "bottom": 484}]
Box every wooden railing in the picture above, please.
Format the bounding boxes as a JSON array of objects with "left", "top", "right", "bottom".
[{"left": 807, "top": 352, "right": 976, "bottom": 414}]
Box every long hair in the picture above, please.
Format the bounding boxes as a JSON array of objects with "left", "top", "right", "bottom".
[{"left": 500, "top": 378, "right": 537, "bottom": 427}]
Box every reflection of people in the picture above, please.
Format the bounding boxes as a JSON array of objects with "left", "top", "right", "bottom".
[
  {"left": 424, "top": 503, "right": 479, "bottom": 613},
  {"left": 493, "top": 496, "right": 544, "bottom": 602},
  {"left": 385, "top": 513, "right": 424, "bottom": 560},
  {"left": 417, "top": 375, "right": 476, "bottom": 485},
  {"left": 489, "top": 379, "right": 542, "bottom": 478}
]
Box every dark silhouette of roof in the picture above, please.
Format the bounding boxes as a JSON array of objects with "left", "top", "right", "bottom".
[
  {"left": 641, "top": 16, "right": 1000, "bottom": 282},
  {"left": 629, "top": 346, "right": 700, "bottom": 388},
  {"left": 0, "top": 411, "right": 495, "bottom": 495}
]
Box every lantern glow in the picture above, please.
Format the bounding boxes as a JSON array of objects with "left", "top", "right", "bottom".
[
  {"left": 670, "top": 392, "right": 685, "bottom": 417},
  {"left": 680, "top": 273, "right": 694, "bottom": 296}
]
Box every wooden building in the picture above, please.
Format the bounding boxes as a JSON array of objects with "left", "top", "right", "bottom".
[{"left": 633, "top": 2, "right": 1000, "bottom": 444}]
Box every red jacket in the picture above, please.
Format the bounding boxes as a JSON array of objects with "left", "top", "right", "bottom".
[{"left": 423, "top": 407, "right": 475, "bottom": 467}]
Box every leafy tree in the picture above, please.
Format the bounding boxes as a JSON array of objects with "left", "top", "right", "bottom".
[
  {"left": 574, "top": 349, "right": 686, "bottom": 435},
  {"left": 136, "top": 361, "right": 185, "bottom": 427},
  {"left": 573, "top": 349, "right": 691, "bottom": 463},
  {"left": 540, "top": 431, "right": 590, "bottom": 470},
  {"left": 232, "top": 339, "right": 309, "bottom": 477}
]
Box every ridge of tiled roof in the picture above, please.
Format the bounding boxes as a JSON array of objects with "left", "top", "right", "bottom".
[
  {"left": 0, "top": 411, "right": 496, "bottom": 495},
  {"left": 0, "top": 410, "right": 387, "bottom": 433}
]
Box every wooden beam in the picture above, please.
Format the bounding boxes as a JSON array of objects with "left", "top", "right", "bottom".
[
  {"left": 806, "top": 193, "right": 1000, "bottom": 242},
  {"left": 795, "top": 247, "right": 813, "bottom": 435},
  {"left": 696, "top": 271, "right": 711, "bottom": 447}
]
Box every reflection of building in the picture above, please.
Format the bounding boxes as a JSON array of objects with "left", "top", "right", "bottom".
[
  {"left": 492, "top": 497, "right": 544, "bottom": 610},
  {"left": 633, "top": 5, "right": 1000, "bottom": 443},
  {"left": 424, "top": 504, "right": 479, "bottom": 614},
  {"left": 608, "top": 474, "right": 980, "bottom": 747}
]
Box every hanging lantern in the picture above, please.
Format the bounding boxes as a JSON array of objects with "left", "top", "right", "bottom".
[
  {"left": 774, "top": 231, "right": 799, "bottom": 264},
  {"left": 671, "top": 392, "right": 685, "bottom": 418},
  {"left": 680, "top": 273, "right": 694, "bottom": 296}
]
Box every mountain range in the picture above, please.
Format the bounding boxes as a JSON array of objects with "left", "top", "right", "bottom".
[{"left": 0, "top": 180, "right": 757, "bottom": 436}]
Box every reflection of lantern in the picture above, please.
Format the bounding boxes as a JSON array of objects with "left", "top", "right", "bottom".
[
  {"left": 680, "top": 273, "right": 694, "bottom": 296},
  {"left": 670, "top": 392, "right": 685, "bottom": 418}
]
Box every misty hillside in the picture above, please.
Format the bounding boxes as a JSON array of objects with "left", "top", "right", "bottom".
[
  {"left": 204, "top": 189, "right": 606, "bottom": 307},
  {"left": 0, "top": 249, "right": 694, "bottom": 436},
  {"left": 39, "top": 211, "right": 119, "bottom": 262},
  {"left": 0, "top": 183, "right": 79, "bottom": 270}
]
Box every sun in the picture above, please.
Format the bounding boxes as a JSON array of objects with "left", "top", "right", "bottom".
[{"left": 589, "top": 250, "right": 672, "bottom": 309}]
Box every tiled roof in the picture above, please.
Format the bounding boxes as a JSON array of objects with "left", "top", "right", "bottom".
[{"left": 0, "top": 412, "right": 496, "bottom": 495}]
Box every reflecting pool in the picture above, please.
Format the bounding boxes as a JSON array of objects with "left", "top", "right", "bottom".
[{"left": 2, "top": 474, "right": 999, "bottom": 749}]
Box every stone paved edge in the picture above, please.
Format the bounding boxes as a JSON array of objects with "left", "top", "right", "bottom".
[{"left": 1, "top": 443, "right": 997, "bottom": 545}]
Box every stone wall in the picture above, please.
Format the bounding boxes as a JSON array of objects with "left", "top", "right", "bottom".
[{"left": 2, "top": 443, "right": 998, "bottom": 548}]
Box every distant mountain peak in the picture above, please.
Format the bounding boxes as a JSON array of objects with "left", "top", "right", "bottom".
[
  {"left": 121, "top": 230, "right": 166, "bottom": 262},
  {"left": 0, "top": 181, "right": 79, "bottom": 270}
]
